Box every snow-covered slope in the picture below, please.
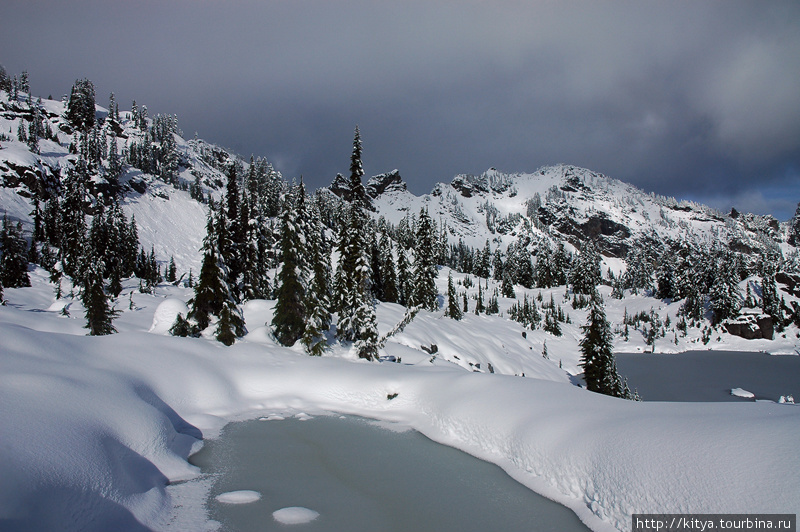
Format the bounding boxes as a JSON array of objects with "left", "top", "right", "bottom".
[{"left": 0, "top": 88, "right": 247, "bottom": 275}]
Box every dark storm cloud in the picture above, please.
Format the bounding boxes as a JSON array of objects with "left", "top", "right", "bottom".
[{"left": 2, "top": 0, "right": 799, "bottom": 218}]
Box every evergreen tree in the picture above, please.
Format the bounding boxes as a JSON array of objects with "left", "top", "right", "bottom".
[
  {"left": 60, "top": 158, "right": 89, "bottom": 278},
  {"left": 444, "top": 271, "right": 462, "bottom": 320},
  {"left": 656, "top": 258, "right": 677, "bottom": 300},
  {"left": 579, "top": 301, "right": 627, "bottom": 398},
  {"left": 569, "top": 241, "right": 601, "bottom": 295},
  {"left": 369, "top": 230, "right": 385, "bottom": 301},
  {"left": 396, "top": 247, "right": 411, "bottom": 306},
  {"left": 0, "top": 216, "right": 31, "bottom": 288},
  {"left": 107, "top": 134, "right": 123, "bottom": 186},
  {"left": 215, "top": 299, "right": 242, "bottom": 346},
  {"left": 475, "top": 240, "right": 491, "bottom": 278},
  {"left": 492, "top": 248, "right": 504, "bottom": 281},
  {"left": 272, "top": 185, "right": 309, "bottom": 347},
  {"left": 81, "top": 258, "right": 118, "bottom": 336},
  {"left": 166, "top": 256, "right": 177, "bottom": 283},
  {"left": 331, "top": 129, "right": 379, "bottom": 359},
  {"left": 301, "top": 204, "right": 332, "bottom": 355},
  {"left": 378, "top": 232, "right": 399, "bottom": 303},
  {"left": 65, "top": 78, "right": 96, "bottom": 132},
  {"left": 501, "top": 271, "right": 516, "bottom": 298},
  {"left": 348, "top": 126, "right": 368, "bottom": 208},
  {"left": 759, "top": 259, "right": 782, "bottom": 325},
  {"left": 709, "top": 257, "right": 741, "bottom": 325},
  {"left": 222, "top": 164, "right": 243, "bottom": 300},
  {"left": 189, "top": 211, "right": 229, "bottom": 331},
  {"left": 623, "top": 244, "right": 654, "bottom": 294},
  {"left": 410, "top": 208, "right": 438, "bottom": 311}
]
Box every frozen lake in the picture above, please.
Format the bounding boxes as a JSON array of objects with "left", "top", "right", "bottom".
[
  {"left": 616, "top": 350, "right": 800, "bottom": 402},
  {"left": 190, "top": 414, "right": 590, "bottom": 532}
]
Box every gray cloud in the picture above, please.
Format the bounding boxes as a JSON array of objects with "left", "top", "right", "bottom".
[{"left": 2, "top": 0, "right": 799, "bottom": 218}]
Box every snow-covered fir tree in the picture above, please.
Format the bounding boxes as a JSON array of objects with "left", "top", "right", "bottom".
[
  {"left": 81, "top": 257, "right": 118, "bottom": 336},
  {"left": 189, "top": 208, "right": 244, "bottom": 340},
  {"left": 708, "top": 254, "right": 741, "bottom": 325},
  {"left": 570, "top": 240, "right": 601, "bottom": 295},
  {"left": 334, "top": 129, "right": 379, "bottom": 359},
  {"left": 378, "top": 232, "right": 399, "bottom": 304},
  {"left": 0, "top": 215, "right": 31, "bottom": 288},
  {"left": 64, "top": 78, "right": 96, "bottom": 132},
  {"left": 410, "top": 208, "right": 438, "bottom": 311},
  {"left": 272, "top": 182, "right": 310, "bottom": 347},
  {"left": 444, "top": 271, "right": 462, "bottom": 320},
  {"left": 301, "top": 202, "right": 332, "bottom": 356},
  {"left": 579, "top": 300, "right": 629, "bottom": 398}
]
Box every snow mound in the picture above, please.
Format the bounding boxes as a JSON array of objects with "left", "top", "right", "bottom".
[
  {"left": 215, "top": 490, "right": 261, "bottom": 504},
  {"left": 272, "top": 506, "right": 320, "bottom": 525},
  {"left": 149, "top": 298, "right": 189, "bottom": 335},
  {"left": 731, "top": 388, "right": 755, "bottom": 399}
]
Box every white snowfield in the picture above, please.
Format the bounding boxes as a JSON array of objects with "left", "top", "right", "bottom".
[{"left": 1, "top": 278, "right": 798, "bottom": 532}]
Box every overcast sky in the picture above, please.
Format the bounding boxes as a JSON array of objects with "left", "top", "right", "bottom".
[{"left": 2, "top": 1, "right": 799, "bottom": 219}]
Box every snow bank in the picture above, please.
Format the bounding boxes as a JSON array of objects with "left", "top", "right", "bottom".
[{"left": 149, "top": 298, "right": 189, "bottom": 335}]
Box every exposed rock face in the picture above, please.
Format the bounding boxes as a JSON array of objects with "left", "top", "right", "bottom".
[
  {"left": 776, "top": 272, "right": 800, "bottom": 297},
  {"left": 538, "top": 205, "right": 632, "bottom": 257},
  {"left": 450, "top": 169, "right": 513, "bottom": 198},
  {"left": 328, "top": 173, "right": 351, "bottom": 200},
  {"left": 366, "top": 170, "right": 406, "bottom": 198},
  {"left": 723, "top": 314, "right": 773, "bottom": 340},
  {"left": 0, "top": 160, "right": 61, "bottom": 199}
]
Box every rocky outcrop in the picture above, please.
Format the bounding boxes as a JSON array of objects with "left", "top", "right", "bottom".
[
  {"left": 723, "top": 313, "right": 774, "bottom": 340},
  {"left": 366, "top": 170, "right": 406, "bottom": 198}
]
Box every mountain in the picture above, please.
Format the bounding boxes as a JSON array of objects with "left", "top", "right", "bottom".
[{"left": 358, "top": 166, "right": 794, "bottom": 262}]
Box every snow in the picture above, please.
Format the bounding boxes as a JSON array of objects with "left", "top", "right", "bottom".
[
  {"left": 272, "top": 506, "right": 320, "bottom": 525},
  {"left": 149, "top": 298, "right": 189, "bottom": 334},
  {"left": 731, "top": 387, "right": 755, "bottom": 399},
  {"left": 214, "top": 490, "right": 261, "bottom": 504},
  {"left": 1, "top": 274, "right": 798, "bottom": 532}
]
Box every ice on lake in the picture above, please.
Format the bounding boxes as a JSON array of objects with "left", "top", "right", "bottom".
[{"left": 190, "top": 414, "right": 590, "bottom": 532}]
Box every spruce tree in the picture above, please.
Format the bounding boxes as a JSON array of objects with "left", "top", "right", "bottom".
[
  {"left": 0, "top": 216, "right": 31, "bottom": 288},
  {"left": 709, "top": 257, "right": 741, "bottom": 325},
  {"left": 189, "top": 209, "right": 242, "bottom": 338},
  {"left": 579, "top": 300, "right": 627, "bottom": 398},
  {"left": 378, "top": 232, "right": 399, "bottom": 304},
  {"left": 60, "top": 158, "right": 89, "bottom": 279},
  {"left": 348, "top": 126, "right": 368, "bottom": 208},
  {"left": 81, "top": 258, "right": 118, "bottom": 336},
  {"left": 65, "top": 78, "right": 96, "bottom": 132},
  {"left": 272, "top": 184, "right": 308, "bottom": 347},
  {"left": 222, "top": 164, "right": 243, "bottom": 301},
  {"left": 444, "top": 271, "right": 462, "bottom": 320},
  {"left": 301, "top": 203, "right": 332, "bottom": 355},
  {"left": 410, "top": 208, "right": 438, "bottom": 311},
  {"left": 396, "top": 247, "right": 411, "bottom": 306},
  {"left": 570, "top": 241, "right": 601, "bottom": 295},
  {"left": 501, "top": 271, "right": 516, "bottom": 298},
  {"left": 334, "top": 130, "right": 379, "bottom": 359}
]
